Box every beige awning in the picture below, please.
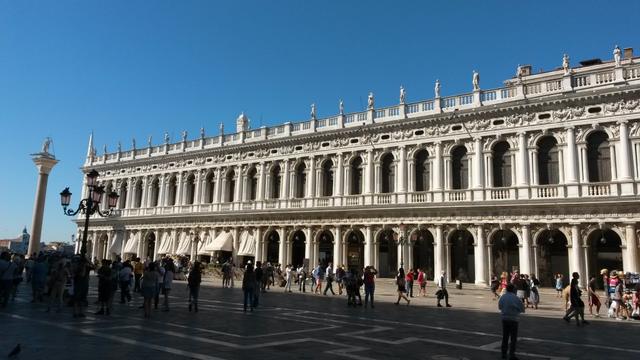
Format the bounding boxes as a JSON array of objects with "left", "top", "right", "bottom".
[
  {"left": 156, "top": 232, "right": 173, "bottom": 255},
  {"left": 197, "top": 230, "right": 213, "bottom": 254},
  {"left": 108, "top": 232, "right": 123, "bottom": 254},
  {"left": 123, "top": 233, "right": 139, "bottom": 254},
  {"left": 204, "top": 231, "right": 233, "bottom": 252},
  {"left": 175, "top": 232, "right": 192, "bottom": 255},
  {"left": 237, "top": 230, "right": 256, "bottom": 256}
]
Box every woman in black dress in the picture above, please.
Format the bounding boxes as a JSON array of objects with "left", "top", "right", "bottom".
[{"left": 394, "top": 268, "right": 410, "bottom": 305}]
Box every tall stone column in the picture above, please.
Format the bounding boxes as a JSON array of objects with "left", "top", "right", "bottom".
[
  {"left": 473, "top": 137, "right": 484, "bottom": 200},
  {"left": 254, "top": 227, "right": 263, "bottom": 261},
  {"left": 333, "top": 226, "right": 342, "bottom": 267},
  {"left": 564, "top": 127, "right": 580, "bottom": 197},
  {"left": 433, "top": 142, "right": 443, "bottom": 202},
  {"left": 335, "top": 153, "right": 344, "bottom": 197},
  {"left": 625, "top": 223, "right": 638, "bottom": 273},
  {"left": 520, "top": 224, "right": 532, "bottom": 276},
  {"left": 304, "top": 227, "right": 313, "bottom": 265},
  {"left": 570, "top": 224, "right": 585, "bottom": 287},
  {"left": 474, "top": 224, "right": 487, "bottom": 285},
  {"left": 398, "top": 146, "right": 407, "bottom": 202},
  {"left": 516, "top": 132, "right": 530, "bottom": 198},
  {"left": 618, "top": 121, "right": 634, "bottom": 195},
  {"left": 278, "top": 227, "right": 287, "bottom": 265},
  {"left": 28, "top": 150, "right": 59, "bottom": 257},
  {"left": 434, "top": 225, "right": 444, "bottom": 282},
  {"left": 364, "top": 226, "right": 373, "bottom": 268}
]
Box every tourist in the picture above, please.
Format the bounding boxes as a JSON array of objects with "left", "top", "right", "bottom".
[
  {"left": 529, "top": 274, "right": 540, "bottom": 309},
  {"left": 587, "top": 275, "right": 601, "bottom": 317},
  {"left": 555, "top": 274, "right": 564, "bottom": 298},
  {"left": 162, "top": 260, "right": 175, "bottom": 311},
  {"left": 133, "top": 257, "right": 144, "bottom": 293},
  {"left": 296, "top": 264, "right": 306, "bottom": 293},
  {"left": 254, "top": 261, "right": 263, "bottom": 306},
  {"left": 221, "top": 261, "right": 231, "bottom": 288},
  {"left": 363, "top": 266, "right": 377, "bottom": 307},
  {"left": 417, "top": 268, "right": 427, "bottom": 297},
  {"left": 264, "top": 262, "right": 274, "bottom": 291},
  {"left": 324, "top": 262, "right": 335, "bottom": 295},
  {"left": 354, "top": 268, "right": 363, "bottom": 305},
  {"left": 0, "top": 251, "right": 17, "bottom": 308},
  {"left": 514, "top": 274, "right": 526, "bottom": 304},
  {"left": 24, "top": 255, "right": 34, "bottom": 283},
  {"left": 345, "top": 267, "right": 359, "bottom": 306},
  {"left": 500, "top": 272, "right": 508, "bottom": 296},
  {"left": 563, "top": 272, "right": 588, "bottom": 325},
  {"left": 394, "top": 268, "right": 410, "bottom": 305},
  {"left": 242, "top": 263, "right": 256, "bottom": 312},
  {"left": 490, "top": 274, "right": 500, "bottom": 300},
  {"left": 154, "top": 260, "right": 163, "bottom": 309},
  {"left": 31, "top": 256, "right": 47, "bottom": 303},
  {"left": 314, "top": 264, "right": 324, "bottom": 294},
  {"left": 71, "top": 256, "right": 92, "bottom": 318},
  {"left": 119, "top": 260, "right": 133, "bottom": 304},
  {"left": 498, "top": 283, "right": 525, "bottom": 360},
  {"left": 284, "top": 264, "right": 293, "bottom": 293},
  {"left": 601, "top": 268, "right": 610, "bottom": 309},
  {"left": 94, "top": 260, "right": 112, "bottom": 315},
  {"left": 336, "top": 265, "right": 345, "bottom": 295},
  {"left": 188, "top": 261, "right": 202, "bottom": 312},
  {"left": 141, "top": 262, "right": 159, "bottom": 318},
  {"left": 405, "top": 268, "right": 415, "bottom": 297},
  {"left": 10, "top": 254, "right": 24, "bottom": 301},
  {"left": 436, "top": 271, "right": 451, "bottom": 307}
]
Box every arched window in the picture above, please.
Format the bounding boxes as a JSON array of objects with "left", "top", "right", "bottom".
[
  {"left": 295, "top": 163, "right": 307, "bottom": 198},
  {"left": 492, "top": 141, "right": 512, "bottom": 187},
  {"left": 185, "top": 174, "right": 196, "bottom": 205},
  {"left": 104, "top": 183, "right": 113, "bottom": 210},
  {"left": 247, "top": 167, "right": 257, "bottom": 201},
  {"left": 350, "top": 156, "right": 363, "bottom": 195},
  {"left": 118, "top": 182, "right": 128, "bottom": 209},
  {"left": 167, "top": 176, "right": 177, "bottom": 206},
  {"left": 415, "top": 149, "right": 430, "bottom": 192},
  {"left": 587, "top": 131, "right": 611, "bottom": 182},
  {"left": 381, "top": 153, "right": 395, "bottom": 193},
  {"left": 204, "top": 172, "right": 215, "bottom": 204},
  {"left": 451, "top": 146, "right": 469, "bottom": 190},
  {"left": 226, "top": 169, "right": 236, "bottom": 202},
  {"left": 322, "top": 160, "right": 334, "bottom": 197},
  {"left": 134, "top": 180, "right": 143, "bottom": 208},
  {"left": 150, "top": 178, "right": 160, "bottom": 207},
  {"left": 537, "top": 136, "right": 559, "bottom": 185},
  {"left": 271, "top": 164, "right": 281, "bottom": 199}
]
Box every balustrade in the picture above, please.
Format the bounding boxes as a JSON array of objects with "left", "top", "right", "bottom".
[
  {"left": 586, "top": 183, "right": 611, "bottom": 196},
  {"left": 447, "top": 190, "right": 467, "bottom": 202},
  {"left": 532, "top": 185, "right": 559, "bottom": 199}
]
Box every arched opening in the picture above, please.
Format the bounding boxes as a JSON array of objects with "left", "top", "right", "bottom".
[
  {"left": 99, "top": 233, "right": 109, "bottom": 261},
  {"left": 414, "top": 149, "right": 430, "bottom": 192},
  {"left": 204, "top": 172, "right": 215, "bottom": 203},
  {"left": 247, "top": 167, "right": 257, "bottom": 201},
  {"left": 377, "top": 229, "right": 398, "bottom": 277},
  {"left": 321, "top": 160, "right": 334, "bottom": 197},
  {"left": 145, "top": 232, "right": 156, "bottom": 260},
  {"left": 295, "top": 162, "right": 307, "bottom": 198},
  {"left": 291, "top": 230, "right": 306, "bottom": 267},
  {"left": 381, "top": 153, "right": 395, "bottom": 193},
  {"left": 185, "top": 174, "right": 196, "bottom": 205},
  {"left": 150, "top": 178, "right": 160, "bottom": 207},
  {"left": 412, "top": 229, "right": 435, "bottom": 279},
  {"left": 450, "top": 229, "right": 474, "bottom": 282},
  {"left": 103, "top": 183, "right": 114, "bottom": 211},
  {"left": 167, "top": 176, "right": 177, "bottom": 206},
  {"left": 589, "top": 229, "right": 622, "bottom": 288},
  {"left": 350, "top": 156, "right": 364, "bottom": 195},
  {"left": 536, "top": 229, "right": 569, "bottom": 287},
  {"left": 346, "top": 230, "right": 365, "bottom": 270},
  {"left": 317, "top": 230, "right": 334, "bottom": 267},
  {"left": 491, "top": 229, "right": 519, "bottom": 277},
  {"left": 225, "top": 169, "right": 236, "bottom": 202},
  {"left": 134, "top": 180, "right": 143, "bottom": 208},
  {"left": 587, "top": 131, "right": 611, "bottom": 182},
  {"left": 451, "top": 146, "right": 469, "bottom": 189},
  {"left": 265, "top": 230, "right": 280, "bottom": 264},
  {"left": 270, "top": 164, "right": 282, "bottom": 199},
  {"left": 119, "top": 182, "right": 128, "bottom": 209},
  {"left": 537, "top": 136, "right": 560, "bottom": 185},
  {"left": 492, "top": 141, "right": 512, "bottom": 187}
]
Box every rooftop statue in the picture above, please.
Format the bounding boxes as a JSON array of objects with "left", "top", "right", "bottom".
[
  {"left": 200, "top": 127, "right": 205, "bottom": 138},
  {"left": 516, "top": 64, "right": 524, "bottom": 79},
  {"left": 148, "top": 135, "right": 152, "bottom": 147},
  {"left": 434, "top": 79, "right": 441, "bottom": 98},
  {"left": 41, "top": 137, "right": 51, "bottom": 154},
  {"left": 164, "top": 132, "right": 170, "bottom": 143},
  {"left": 117, "top": 141, "right": 122, "bottom": 153},
  {"left": 399, "top": 86, "right": 406, "bottom": 104},
  {"left": 339, "top": 99, "right": 344, "bottom": 115},
  {"left": 219, "top": 122, "right": 224, "bottom": 134},
  {"left": 181, "top": 130, "right": 187, "bottom": 142},
  {"left": 132, "top": 138, "right": 136, "bottom": 149},
  {"left": 310, "top": 103, "right": 316, "bottom": 120},
  {"left": 367, "top": 92, "right": 374, "bottom": 110},
  {"left": 472, "top": 70, "right": 480, "bottom": 91},
  {"left": 562, "top": 53, "right": 570, "bottom": 74},
  {"left": 614, "top": 45, "right": 622, "bottom": 67}
]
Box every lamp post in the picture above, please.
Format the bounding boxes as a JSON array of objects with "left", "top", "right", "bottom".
[
  {"left": 190, "top": 230, "right": 200, "bottom": 259},
  {"left": 60, "top": 169, "right": 119, "bottom": 258}
]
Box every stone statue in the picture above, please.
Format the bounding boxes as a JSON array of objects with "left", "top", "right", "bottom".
[
  {"left": 181, "top": 130, "right": 187, "bottom": 142},
  {"left": 399, "top": 86, "right": 406, "bottom": 104},
  {"left": 339, "top": 99, "right": 344, "bottom": 115},
  {"left": 147, "top": 135, "right": 152, "bottom": 148},
  {"left": 310, "top": 103, "right": 316, "bottom": 120},
  {"left": 164, "top": 132, "right": 170, "bottom": 143},
  {"left": 562, "top": 53, "right": 570, "bottom": 74},
  {"left": 472, "top": 70, "right": 480, "bottom": 91},
  {"left": 516, "top": 64, "right": 524, "bottom": 79},
  {"left": 103, "top": 144, "right": 107, "bottom": 154},
  {"left": 41, "top": 137, "right": 51, "bottom": 153},
  {"left": 132, "top": 138, "right": 136, "bottom": 149},
  {"left": 367, "top": 92, "right": 374, "bottom": 110},
  {"left": 613, "top": 45, "right": 622, "bottom": 67},
  {"left": 434, "top": 79, "right": 441, "bottom": 98},
  {"left": 219, "top": 122, "right": 224, "bottom": 134},
  {"left": 117, "top": 141, "right": 122, "bottom": 153},
  {"left": 200, "top": 127, "right": 205, "bottom": 138}
]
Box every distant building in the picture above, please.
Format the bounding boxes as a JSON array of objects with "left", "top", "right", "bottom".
[
  {"left": 43, "top": 242, "right": 75, "bottom": 256},
  {"left": 0, "top": 227, "right": 31, "bottom": 254}
]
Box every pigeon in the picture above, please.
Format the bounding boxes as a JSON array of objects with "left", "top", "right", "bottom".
[{"left": 7, "top": 344, "right": 20, "bottom": 358}]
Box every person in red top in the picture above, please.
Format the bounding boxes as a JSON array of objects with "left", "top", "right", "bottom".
[
  {"left": 363, "top": 266, "right": 377, "bottom": 308},
  {"left": 405, "top": 269, "right": 415, "bottom": 297},
  {"left": 417, "top": 269, "right": 427, "bottom": 297}
]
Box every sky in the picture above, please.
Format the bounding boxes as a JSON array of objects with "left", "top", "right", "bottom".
[{"left": 0, "top": 0, "right": 639, "bottom": 243}]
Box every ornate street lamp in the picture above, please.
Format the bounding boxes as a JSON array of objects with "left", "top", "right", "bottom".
[{"left": 60, "top": 170, "right": 119, "bottom": 258}]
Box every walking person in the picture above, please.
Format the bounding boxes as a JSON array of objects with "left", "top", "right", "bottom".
[
  {"left": 284, "top": 264, "right": 293, "bottom": 293},
  {"left": 498, "top": 283, "right": 525, "bottom": 360},
  {"left": 336, "top": 265, "right": 345, "bottom": 295},
  {"left": 324, "top": 263, "right": 335, "bottom": 295},
  {"left": 10, "top": 254, "right": 24, "bottom": 301},
  {"left": 71, "top": 256, "right": 92, "bottom": 318},
  {"left": 363, "top": 266, "right": 377, "bottom": 308},
  {"left": 555, "top": 274, "right": 564, "bottom": 298},
  {"left": 417, "top": 268, "right": 427, "bottom": 297},
  {"left": 188, "top": 261, "right": 202, "bottom": 312},
  {"left": 394, "top": 268, "right": 410, "bottom": 305},
  {"left": 436, "top": 271, "right": 451, "bottom": 307},
  {"left": 154, "top": 261, "right": 163, "bottom": 309},
  {"left": 297, "top": 264, "right": 306, "bottom": 293},
  {"left": 563, "top": 272, "right": 588, "bottom": 325},
  {"left": 490, "top": 274, "right": 500, "bottom": 300},
  {"left": 314, "top": 264, "right": 324, "bottom": 294},
  {"left": 162, "top": 260, "right": 175, "bottom": 311},
  {"left": 119, "top": 260, "right": 133, "bottom": 304},
  {"left": 242, "top": 263, "right": 256, "bottom": 312},
  {"left": 94, "top": 260, "right": 112, "bottom": 315},
  {"left": 31, "top": 256, "right": 47, "bottom": 303},
  {"left": 254, "top": 261, "right": 263, "bottom": 306},
  {"left": 141, "top": 262, "right": 159, "bottom": 318},
  {"left": 405, "top": 268, "right": 415, "bottom": 297},
  {"left": 0, "top": 252, "right": 18, "bottom": 308},
  {"left": 133, "top": 258, "right": 143, "bottom": 293},
  {"left": 588, "top": 275, "right": 601, "bottom": 317},
  {"left": 529, "top": 274, "right": 540, "bottom": 310}
]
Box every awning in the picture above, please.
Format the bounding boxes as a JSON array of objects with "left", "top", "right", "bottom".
[
  {"left": 108, "top": 232, "right": 123, "bottom": 254},
  {"left": 157, "top": 232, "right": 173, "bottom": 255},
  {"left": 237, "top": 230, "right": 256, "bottom": 256},
  {"left": 175, "top": 232, "right": 192, "bottom": 255},
  {"left": 123, "top": 233, "right": 139, "bottom": 254},
  {"left": 197, "top": 229, "right": 213, "bottom": 254},
  {"left": 204, "top": 231, "right": 233, "bottom": 252}
]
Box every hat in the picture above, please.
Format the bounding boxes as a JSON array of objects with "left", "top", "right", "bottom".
[
  {"left": 600, "top": 268, "right": 609, "bottom": 275},
  {"left": 611, "top": 270, "right": 618, "bottom": 277}
]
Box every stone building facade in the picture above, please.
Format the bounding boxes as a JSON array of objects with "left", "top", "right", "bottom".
[{"left": 76, "top": 49, "right": 640, "bottom": 287}]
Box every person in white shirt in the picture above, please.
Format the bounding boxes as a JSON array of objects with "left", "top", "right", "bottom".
[
  {"left": 324, "top": 263, "right": 335, "bottom": 295},
  {"left": 436, "top": 271, "right": 451, "bottom": 307},
  {"left": 284, "top": 265, "right": 293, "bottom": 293}
]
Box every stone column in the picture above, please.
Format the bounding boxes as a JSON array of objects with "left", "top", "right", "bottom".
[
  {"left": 473, "top": 137, "right": 484, "bottom": 200},
  {"left": 520, "top": 224, "right": 532, "bottom": 276},
  {"left": 398, "top": 146, "right": 407, "bottom": 202},
  {"left": 233, "top": 167, "right": 242, "bottom": 203},
  {"left": 625, "top": 223, "right": 638, "bottom": 273},
  {"left": 308, "top": 156, "right": 316, "bottom": 199},
  {"left": 433, "top": 142, "right": 443, "bottom": 202},
  {"left": 434, "top": 225, "right": 444, "bottom": 282},
  {"left": 570, "top": 224, "right": 585, "bottom": 287},
  {"left": 254, "top": 227, "right": 263, "bottom": 262},
  {"left": 364, "top": 150, "right": 374, "bottom": 196},
  {"left": 232, "top": 227, "right": 240, "bottom": 264},
  {"left": 516, "top": 132, "right": 530, "bottom": 198},
  {"left": 278, "top": 227, "right": 287, "bottom": 265},
  {"left": 282, "top": 160, "right": 290, "bottom": 199},
  {"left": 213, "top": 168, "right": 222, "bottom": 204},
  {"left": 335, "top": 153, "right": 344, "bottom": 197},
  {"left": 364, "top": 226, "right": 373, "bottom": 268},
  {"left": 257, "top": 162, "right": 266, "bottom": 201},
  {"left": 28, "top": 152, "right": 59, "bottom": 257},
  {"left": 333, "top": 226, "right": 342, "bottom": 267},
  {"left": 564, "top": 127, "right": 580, "bottom": 196},
  {"left": 407, "top": 159, "right": 415, "bottom": 193},
  {"left": 304, "top": 227, "right": 313, "bottom": 265},
  {"left": 618, "top": 121, "right": 634, "bottom": 195},
  {"left": 474, "top": 224, "right": 487, "bottom": 285}
]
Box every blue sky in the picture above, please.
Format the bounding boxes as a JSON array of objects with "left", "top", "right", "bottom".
[{"left": 0, "top": 1, "right": 638, "bottom": 242}]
